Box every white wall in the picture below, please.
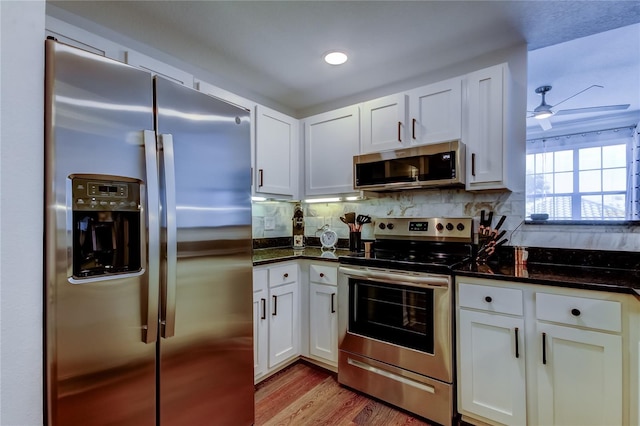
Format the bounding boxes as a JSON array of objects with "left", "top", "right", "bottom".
[{"left": 0, "top": 1, "right": 46, "bottom": 425}]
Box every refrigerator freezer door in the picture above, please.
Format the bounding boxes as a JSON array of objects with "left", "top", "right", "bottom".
[
  {"left": 45, "top": 40, "right": 157, "bottom": 425},
  {"left": 155, "top": 77, "right": 254, "bottom": 425}
]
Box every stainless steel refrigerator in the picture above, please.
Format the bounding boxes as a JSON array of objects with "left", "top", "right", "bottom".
[{"left": 44, "top": 39, "right": 254, "bottom": 425}]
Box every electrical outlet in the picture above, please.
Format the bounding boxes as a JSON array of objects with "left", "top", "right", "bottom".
[{"left": 264, "top": 216, "right": 275, "bottom": 231}]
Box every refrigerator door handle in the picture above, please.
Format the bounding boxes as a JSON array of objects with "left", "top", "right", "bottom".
[
  {"left": 143, "top": 130, "right": 160, "bottom": 344},
  {"left": 160, "top": 133, "right": 178, "bottom": 339}
]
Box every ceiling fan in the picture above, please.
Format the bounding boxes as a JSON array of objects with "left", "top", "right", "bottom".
[{"left": 528, "top": 84, "right": 630, "bottom": 130}]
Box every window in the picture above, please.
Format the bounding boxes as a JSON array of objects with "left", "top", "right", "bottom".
[{"left": 526, "top": 127, "right": 637, "bottom": 221}]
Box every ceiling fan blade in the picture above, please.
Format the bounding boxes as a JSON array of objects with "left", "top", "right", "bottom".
[
  {"left": 538, "top": 117, "right": 552, "bottom": 131},
  {"left": 552, "top": 84, "right": 604, "bottom": 108},
  {"left": 554, "top": 104, "right": 630, "bottom": 116}
]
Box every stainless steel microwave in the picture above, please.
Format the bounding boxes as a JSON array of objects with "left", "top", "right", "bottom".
[{"left": 353, "top": 140, "right": 466, "bottom": 191}]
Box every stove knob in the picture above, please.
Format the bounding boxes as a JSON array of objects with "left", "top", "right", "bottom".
[
  {"left": 387, "top": 223, "right": 394, "bottom": 230},
  {"left": 446, "top": 222, "right": 454, "bottom": 231},
  {"left": 378, "top": 223, "right": 386, "bottom": 230},
  {"left": 457, "top": 223, "right": 465, "bottom": 231},
  {"left": 436, "top": 223, "right": 444, "bottom": 231}
]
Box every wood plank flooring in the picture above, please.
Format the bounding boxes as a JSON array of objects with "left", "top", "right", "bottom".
[{"left": 255, "top": 362, "right": 433, "bottom": 426}]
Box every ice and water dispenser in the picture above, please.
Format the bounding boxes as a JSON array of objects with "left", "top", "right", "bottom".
[{"left": 71, "top": 176, "right": 142, "bottom": 279}]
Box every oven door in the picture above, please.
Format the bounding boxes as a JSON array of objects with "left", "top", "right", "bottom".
[{"left": 338, "top": 265, "right": 453, "bottom": 383}]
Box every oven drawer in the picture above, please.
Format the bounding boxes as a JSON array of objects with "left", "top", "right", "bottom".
[
  {"left": 536, "top": 292, "right": 621, "bottom": 332},
  {"left": 458, "top": 282, "right": 523, "bottom": 316},
  {"left": 339, "top": 351, "right": 453, "bottom": 426}
]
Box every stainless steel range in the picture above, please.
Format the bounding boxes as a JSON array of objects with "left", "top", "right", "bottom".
[{"left": 338, "top": 217, "right": 474, "bottom": 426}]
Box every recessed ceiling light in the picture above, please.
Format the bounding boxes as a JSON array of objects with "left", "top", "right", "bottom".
[{"left": 324, "top": 51, "right": 348, "bottom": 66}]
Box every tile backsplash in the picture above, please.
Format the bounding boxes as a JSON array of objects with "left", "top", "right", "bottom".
[{"left": 251, "top": 189, "right": 640, "bottom": 251}]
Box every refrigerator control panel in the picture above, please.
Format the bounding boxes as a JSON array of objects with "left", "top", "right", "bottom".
[{"left": 71, "top": 176, "right": 141, "bottom": 212}]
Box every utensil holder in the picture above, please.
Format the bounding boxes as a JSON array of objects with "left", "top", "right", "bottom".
[{"left": 349, "top": 231, "right": 361, "bottom": 252}]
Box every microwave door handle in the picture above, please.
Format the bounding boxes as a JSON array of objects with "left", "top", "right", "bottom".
[
  {"left": 159, "top": 133, "right": 177, "bottom": 339},
  {"left": 142, "top": 130, "right": 160, "bottom": 344}
]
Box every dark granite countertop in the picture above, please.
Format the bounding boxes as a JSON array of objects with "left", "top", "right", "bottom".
[
  {"left": 253, "top": 247, "right": 352, "bottom": 266},
  {"left": 455, "top": 261, "right": 640, "bottom": 296}
]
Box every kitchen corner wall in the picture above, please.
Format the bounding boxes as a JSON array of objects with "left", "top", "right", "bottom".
[{"left": 252, "top": 189, "right": 640, "bottom": 251}]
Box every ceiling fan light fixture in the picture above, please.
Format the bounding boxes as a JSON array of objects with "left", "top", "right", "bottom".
[
  {"left": 533, "top": 107, "right": 554, "bottom": 120},
  {"left": 533, "top": 85, "right": 554, "bottom": 119},
  {"left": 324, "top": 51, "right": 348, "bottom": 65}
]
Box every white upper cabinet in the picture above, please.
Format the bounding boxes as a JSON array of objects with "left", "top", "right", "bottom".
[
  {"left": 125, "top": 50, "right": 194, "bottom": 87},
  {"left": 304, "top": 105, "right": 360, "bottom": 196},
  {"left": 360, "top": 94, "right": 408, "bottom": 153},
  {"left": 255, "top": 105, "right": 299, "bottom": 197},
  {"left": 408, "top": 77, "right": 463, "bottom": 146},
  {"left": 360, "top": 78, "right": 462, "bottom": 154},
  {"left": 464, "top": 63, "right": 517, "bottom": 191}
]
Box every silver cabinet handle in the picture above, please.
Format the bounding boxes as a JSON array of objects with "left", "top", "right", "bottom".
[
  {"left": 142, "top": 130, "right": 160, "bottom": 344},
  {"left": 160, "top": 133, "right": 177, "bottom": 339}
]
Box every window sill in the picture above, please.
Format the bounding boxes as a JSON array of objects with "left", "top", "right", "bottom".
[{"left": 525, "top": 220, "right": 640, "bottom": 226}]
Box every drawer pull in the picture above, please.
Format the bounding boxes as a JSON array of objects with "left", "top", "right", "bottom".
[
  {"left": 571, "top": 308, "right": 581, "bottom": 317},
  {"left": 283, "top": 273, "right": 289, "bottom": 278},
  {"left": 484, "top": 296, "right": 492, "bottom": 303},
  {"left": 542, "top": 332, "right": 547, "bottom": 365},
  {"left": 514, "top": 327, "right": 520, "bottom": 359},
  {"left": 320, "top": 273, "right": 325, "bottom": 278}
]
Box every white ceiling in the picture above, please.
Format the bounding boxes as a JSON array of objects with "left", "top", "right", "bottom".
[{"left": 49, "top": 0, "right": 640, "bottom": 124}]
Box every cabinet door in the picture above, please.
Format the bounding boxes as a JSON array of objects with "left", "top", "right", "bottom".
[
  {"left": 458, "top": 310, "right": 527, "bottom": 425},
  {"left": 253, "top": 281, "right": 268, "bottom": 380},
  {"left": 304, "top": 105, "right": 360, "bottom": 196},
  {"left": 309, "top": 283, "right": 338, "bottom": 364},
  {"left": 256, "top": 105, "right": 298, "bottom": 196},
  {"left": 268, "top": 282, "right": 299, "bottom": 368},
  {"left": 465, "top": 64, "right": 506, "bottom": 189},
  {"left": 408, "top": 78, "right": 462, "bottom": 146},
  {"left": 536, "top": 322, "right": 622, "bottom": 426},
  {"left": 360, "top": 94, "right": 407, "bottom": 153}
]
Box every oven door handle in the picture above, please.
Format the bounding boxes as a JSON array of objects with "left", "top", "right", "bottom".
[{"left": 339, "top": 266, "right": 450, "bottom": 289}]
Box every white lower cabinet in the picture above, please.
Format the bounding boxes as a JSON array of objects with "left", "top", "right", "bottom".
[
  {"left": 458, "top": 310, "right": 527, "bottom": 425},
  {"left": 269, "top": 281, "right": 299, "bottom": 367},
  {"left": 253, "top": 263, "right": 300, "bottom": 382},
  {"left": 456, "top": 277, "right": 634, "bottom": 426},
  {"left": 308, "top": 263, "right": 338, "bottom": 365},
  {"left": 536, "top": 293, "right": 623, "bottom": 426},
  {"left": 458, "top": 282, "right": 527, "bottom": 425},
  {"left": 536, "top": 323, "right": 622, "bottom": 426},
  {"left": 252, "top": 269, "right": 269, "bottom": 379}
]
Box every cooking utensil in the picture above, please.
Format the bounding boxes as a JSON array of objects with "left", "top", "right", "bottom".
[
  {"left": 345, "top": 212, "right": 356, "bottom": 224},
  {"left": 356, "top": 214, "right": 371, "bottom": 224}
]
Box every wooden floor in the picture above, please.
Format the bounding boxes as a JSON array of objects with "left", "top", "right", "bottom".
[{"left": 255, "top": 362, "right": 433, "bottom": 426}]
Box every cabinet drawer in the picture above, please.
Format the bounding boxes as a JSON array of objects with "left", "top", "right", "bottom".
[
  {"left": 459, "top": 282, "right": 523, "bottom": 316},
  {"left": 535, "top": 292, "right": 621, "bottom": 333},
  {"left": 268, "top": 264, "right": 298, "bottom": 287},
  {"left": 310, "top": 264, "right": 337, "bottom": 285},
  {"left": 253, "top": 268, "right": 268, "bottom": 292}
]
